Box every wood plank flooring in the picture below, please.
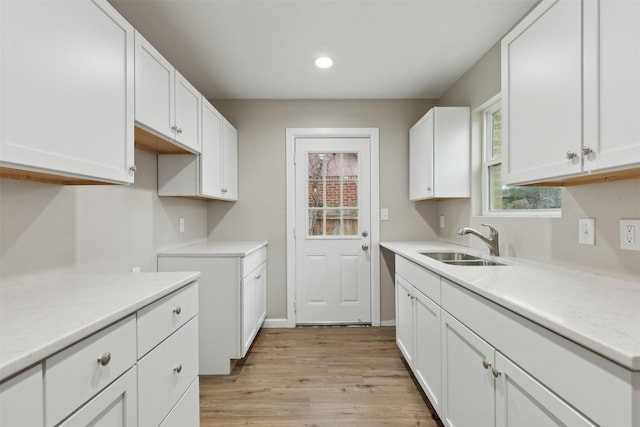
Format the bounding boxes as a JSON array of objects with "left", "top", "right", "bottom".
[{"left": 200, "top": 327, "right": 441, "bottom": 426}]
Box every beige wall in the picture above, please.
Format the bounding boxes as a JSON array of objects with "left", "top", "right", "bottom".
[
  {"left": 438, "top": 43, "right": 640, "bottom": 281},
  {"left": 0, "top": 148, "right": 208, "bottom": 282},
  {"left": 207, "top": 99, "right": 438, "bottom": 322}
]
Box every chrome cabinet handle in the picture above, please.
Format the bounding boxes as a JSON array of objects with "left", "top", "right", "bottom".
[
  {"left": 566, "top": 150, "right": 578, "bottom": 160},
  {"left": 492, "top": 367, "right": 502, "bottom": 378},
  {"left": 174, "top": 364, "right": 182, "bottom": 374},
  {"left": 581, "top": 146, "right": 593, "bottom": 156},
  {"left": 482, "top": 358, "right": 491, "bottom": 369},
  {"left": 362, "top": 244, "right": 369, "bottom": 251},
  {"left": 173, "top": 306, "right": 182, "bottom": 315},
  {"left": 97, "top": 352, "right": 111, "bottom": 366}
]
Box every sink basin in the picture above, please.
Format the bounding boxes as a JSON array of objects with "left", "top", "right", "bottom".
[
  {"left": 419, "top": 251, "right": 483, "bottom": 262},
  {"left": 419, "top": 251, "right": 507, "bottom": 266}
]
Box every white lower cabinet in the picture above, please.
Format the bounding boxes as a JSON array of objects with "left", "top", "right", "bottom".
[
  {"left": 0, "top": 364, "right": 44, "bottom": 427},
  {"left": 58, "top": 367, "right": 137, "bottom": 427},
  {"left": 160, "top": 377, "right": 200, "bottom": 427},
  {"left": 393, "top": 255, "right": 618, "bottom": 427}
]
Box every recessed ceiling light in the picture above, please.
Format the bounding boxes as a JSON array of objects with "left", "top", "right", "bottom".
[{"left": 314, "top": 56, "right": 334, "bottom": 69}]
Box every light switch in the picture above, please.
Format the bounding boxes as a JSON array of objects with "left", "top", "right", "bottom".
[
  {"left": 381, "top": 208, "right": 389, "bottom": 221},
  {"left": 578, "top": 218, "right": 595, "bottom": 246}
]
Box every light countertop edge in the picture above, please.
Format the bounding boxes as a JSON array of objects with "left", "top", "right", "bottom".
[
  {"left": 157, "top": 240, "right": 268, "bottom": 258},
  {"left": 0, "top": 271, "right": 200, "bottom": 381},
  {"left": 380, "top": 241, "right": 640, "bottom": 371}
]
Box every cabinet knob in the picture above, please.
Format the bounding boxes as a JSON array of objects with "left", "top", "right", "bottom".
[
  {"left": 565, "top": 150, "right": 578, "bottom": 160},
  {"left": 177, "top": 128, "right": 183, "bottom": 134},
  {"left": 491, "top": 367, "right": 502, "bottom": 378},
  {"left": 173, "top": 306, "right": 182, "bottom": 315},
  {"left": 171, "top": 125, "right": 178, "bottom": 132},
  {"left": 222, "top": 188, "right": 228, "bottom": 193},
  {"left": 482, "top": 358, "right": 491, "bottom": 370},
  {"left": 581, "top": 146, "right": 593, "bottom": 156},
  {"left": 129, "top": 165, "right": 137, "bottom": 175},
  {"left": 97, "top": 352, "right": 111, "bottom": 366},
  {"left": 174, "top": 364, "right": 182, "bottom": 374},
  {"left": 427, "top": 186, "right": 432, "bottom": 192},
  {"left": 255, "top": 274, "right": 261, "bottom": 279}
]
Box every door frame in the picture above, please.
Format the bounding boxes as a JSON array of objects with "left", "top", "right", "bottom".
[{"left": 285, "top": 128, "right": 380, "bottom": 327}]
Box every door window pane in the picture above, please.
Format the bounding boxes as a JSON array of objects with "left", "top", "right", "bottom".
[{"left": 307, "top": 152, "right": 359, "bottom": 237}]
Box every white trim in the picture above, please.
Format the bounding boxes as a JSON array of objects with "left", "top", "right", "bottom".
[
  {"left": 262, "top": 318, "right": 293, "bottom": 328},
  {"left": 286, "top": 128, "right": 381, "bottom": 327},
  {"left": 380, "top": 320, "right": 396, "bottom": 327}
]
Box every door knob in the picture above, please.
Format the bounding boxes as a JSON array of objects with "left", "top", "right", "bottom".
[
  {"left": 362, "top": 230, "right": 368, "bottom": 237},
  {"left": 362, "top": 244, "right": 369, "bottom": 251}
]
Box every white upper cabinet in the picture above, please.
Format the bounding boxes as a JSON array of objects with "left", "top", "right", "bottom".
[
  {"left": 134, "top": 31, "right": 201, "bottom": 154},
  {"left": 0, "top": 0, "right": 135, "bottom": 185},
  {"left": 502, "top": 0, "right": 640, "bottom": 186},
  {"left": 157, "top": 98, "right": 238, "bottom": 201},
  {"left": 409, "top": 107, "right": 470, "bottom": 201}
]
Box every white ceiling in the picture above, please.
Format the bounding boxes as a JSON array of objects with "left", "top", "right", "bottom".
[{"left": 108, "top": 0, "right": 537, "bottom": 100}]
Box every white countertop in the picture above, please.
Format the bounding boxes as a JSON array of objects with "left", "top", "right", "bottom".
[
  {"left": 0, "top": 271, "right": 200, "bottom": 381},
  {"left": 158, "top": 240, "right": 267, "bottom": 258},
  {"left": 381, "top": 241, "right": 640, "bottom": 371}
]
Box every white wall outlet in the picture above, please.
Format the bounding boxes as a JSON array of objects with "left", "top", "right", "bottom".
[
  {"left": 131, "top": 266, "right": 141, "bottom": 273},
  {"left": 578, "top": 218, "right": 595, "bottom": 246},
  {"left": 381, "top": 208, "right": 389, "bottom": 221},
  {"left": 439, "top": 215, "right": 445, "bottom": 229},
  {"left": 620, "top": 219, "right": 640, "bottom": 250},
  {"left": 179, "top": 217, "right": 185, "bottom": 233}
]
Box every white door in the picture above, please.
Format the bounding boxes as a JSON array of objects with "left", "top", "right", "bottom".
[{"left": 294, "top": 137, "right": 371, "bottom": 324}]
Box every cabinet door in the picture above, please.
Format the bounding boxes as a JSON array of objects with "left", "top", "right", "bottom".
[
  {"left": 59, "top": 367, "right": 137, "bottom": 427},
  {"left": 134, "top": 30, "right": 175, "bottom": 142},
  {"left": 395, "top": 275, "right": 414, "bottom": 366},
  {"left": 0, "top": 364, "right": 43, "bottom": 427},
  {"left": 413, "top": 289, "right": 442, "bottom": 415},
  {"left": 174, "top": 71, "right": 201, "bottom": 153},
  {"left": 201, "top": 99, "right": 223, "bottom": 198},
  {"left": 159, "top": 378, "right": 200, "bottom": 427},
  {"left": 409, "top": 110, "right": 434, "bottom": 200},
  {"left": 222, "top": 120, "right": 239, "bottom": 200},
  {"left": 0, "top": 0, "right": 135, "bottom": 184},
  {"left": 441, "top": 311, "right": 494, "bottom": 427},
  {"left": 242, "top": 263, "right": 266, "bottom": 356},
  {"left": 583, "top": 0, "right": 640, "bottom": 172},
  {"left": 502, "top": 0, "right": 583, "bottom": 185},
  {"left": 495, "top": 352, "right": 596, "bottom": 427}
]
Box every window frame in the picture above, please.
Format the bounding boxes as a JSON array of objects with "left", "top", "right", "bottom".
[{"left": 481, "top": 100, "right": 561, "bottom": 218}]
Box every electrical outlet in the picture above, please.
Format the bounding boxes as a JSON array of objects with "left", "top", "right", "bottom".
[
  {"left": 131, "top": 266, "right": 141, "bottom": 273},
  {"left": 620, "top": 219, "right": 640, "bottom": 250},
  {"left": 439, "top": 215, "right": 445, "bottom": 229},
  {"left": 578, "top": 218, "right": 595, "bottom": 246},
  {"left": 381, "top": 208, "right": 389, "bottom": 221},
  {"left": 179, "top": 217, "right": 185, "bottom": 233}
]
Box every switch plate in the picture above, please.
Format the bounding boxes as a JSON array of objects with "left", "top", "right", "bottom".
[
  {"left": 620, "top": 219, "right": 640, "bottom": 250},
  {"left": 578, "top": 218, "right": 595, "bottom": 246},
  {"left": 439, "top": 215, "right": 445, "bottom": 229},
  {"left": 179, "top": 217, "right": 185, "bottom": 233},
  {"left": 381, "top": 208, "right": 389, "bottom": 221}
]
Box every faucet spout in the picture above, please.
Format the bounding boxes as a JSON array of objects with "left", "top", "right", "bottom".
[{"left": 457, "top": 224, "right": 500, "bottom": 256}]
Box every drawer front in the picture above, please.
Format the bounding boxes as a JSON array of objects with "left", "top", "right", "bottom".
[
  {"left": 396, "top": 255, "right": 440, "bottom": 304},
  {"left": 0, "top": 364, "right": 44, "bottom": 427},
  {"left": 45, "top": 315, "right": 136, "bottom": 427},
  {"left": 242, "top": 246, "right": 267, "bottom": 278},
  {"left": 441, "top": 280, "right": 634, "bottom": 427},
  {"left": 137, "top": 282, "right": 199, "bottom": 358},
  {"left": 138, "top": 316, "right": 199, "bottom": 427},
  {"left": 159, "top": 377, "right": 200, "bottom": 427}
]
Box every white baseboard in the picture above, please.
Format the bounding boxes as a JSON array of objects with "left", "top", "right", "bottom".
[
  {"left": 263, "top": 318, "right": 295, "bottom": 328},
  {"left": 380, "top": 319, "right": 396, "bottom": 327}
]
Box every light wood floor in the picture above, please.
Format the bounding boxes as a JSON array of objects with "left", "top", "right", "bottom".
[{"left": 200, "top": 327, "right": 441, "bottom": 426}]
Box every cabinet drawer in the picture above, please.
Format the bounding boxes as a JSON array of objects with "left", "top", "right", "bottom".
[
  {"left": 137, "top": 282, "right": 199, "bottom": 358},
  {"left": 45, "top": 315, "right": 136, "bottom": 427},
  {"left": 0, "top": 364, "right": 44, "bottom": 427},
  {"left": 441, "top": 279, "right": 635, "bottom": 427},
  {"left": 242, "top": 246, "right": 267, "bottom": 278},
  {"left": 138, "top": 316, "right": 199, "bottom": 427},
  {"left": 159, "top": 377, "right": 200, "bottom": 427},
  {"left": 396, "top": 255, "right": 440, "bottom": 304}
]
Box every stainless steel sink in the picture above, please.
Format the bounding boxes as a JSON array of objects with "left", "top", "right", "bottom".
[
  {"left": 419, "top": 251, "right": 483, "bottom": 262},
  {"left": 419, "top": 251, "right": 507, "bottom": 266}
]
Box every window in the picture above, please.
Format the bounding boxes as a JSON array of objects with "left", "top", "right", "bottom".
[{"left": 483, "top": 101, "right": 561, "bottom": 215}]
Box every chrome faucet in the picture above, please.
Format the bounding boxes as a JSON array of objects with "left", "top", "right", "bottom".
[{"left": 457, "top": 224, "right": 500, "bottom": 256}]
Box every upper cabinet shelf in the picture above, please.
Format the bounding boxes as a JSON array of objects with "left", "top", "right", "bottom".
[
  {"left": 0, "top": 0, "right": 136, "bottom": 185},
  {"left": 134, "top": 31, "right": 201, "bottom": 155},
  {"left": 502, "top": 0, "right": 640, "bottom": 186},
  {"left": 409, "top": 107, "right": 470, "bottom": 201}
]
